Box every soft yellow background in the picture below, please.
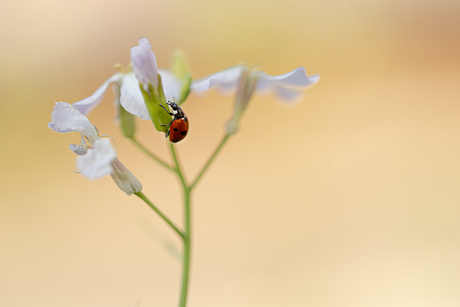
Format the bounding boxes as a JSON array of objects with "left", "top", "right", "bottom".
[{"left": 1, "top": 0, "right": 460, "bottom": 306}]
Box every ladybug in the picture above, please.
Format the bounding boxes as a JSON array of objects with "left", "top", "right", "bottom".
[{"left": 160, "top": 101, "right": 189, "bottom": 143}]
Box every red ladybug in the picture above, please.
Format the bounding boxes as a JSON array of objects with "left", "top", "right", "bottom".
[{"left": 160, "top": 101, "right": 189, "bottom": 143}]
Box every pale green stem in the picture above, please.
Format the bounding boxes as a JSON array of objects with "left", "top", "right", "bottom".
[
  {"left": 134, "top": 191, "right": 184, "bottom": 240},
  {"left": 170, "top": 143, "right": 188, "bottom": 186},
  {"left": 190, "top": 134, "right": 230, "bottom": 190},
  {"left": 179, "top": 186, "right": 191, "bottom": 307},
  {"left": 131, "top": 127, "right": 233, "bottom": 307},
  {"left": 169, "top": 144, "right": 191, "bottom": 307},
  {"left": 130, "top": 137, "right": 176, "bottom": 172}
]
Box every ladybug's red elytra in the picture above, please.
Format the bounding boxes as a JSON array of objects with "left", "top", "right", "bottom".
[{"left": 160, "top": 101, "right": 189, "bottom": 143}]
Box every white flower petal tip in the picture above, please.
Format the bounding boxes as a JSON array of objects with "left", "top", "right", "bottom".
[
  {"left": 131, "top": 37, "right": 158, "bottom": 90},
  {"left": 190, "top": 65, "right": 245, "bottom": 93},
  {"left": 48, "top": 102, "right": 98, "bottom": 143},
  {"left": 255, "top": 67, "right": 320, "bottom": 104},
  {"left": 76, "top": 138, "right": 116, "bottom": 180},
  {"left": 72, "top": 73, "right": 122, "bottom": 116},
  {"left": 119, "top": 73, "right": 150, "bottom": 120},
  {"left": 258, "top": 67, "right": 320, "bottom": 88},
  {"left": 110, "top": 158, "right": 143, "bottom": 196}
]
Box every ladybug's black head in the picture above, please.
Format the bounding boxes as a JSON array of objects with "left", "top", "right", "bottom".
[{"left": 167, "top": 101, "right": 179, "bottom": 110}]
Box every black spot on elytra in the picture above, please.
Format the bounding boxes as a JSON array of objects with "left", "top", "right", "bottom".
[
  {"left": 181, "top": 131, "right": 187, "bottom": 136},
  {"left": 173, "top": 128, "right": 179, "bottom": 132}
]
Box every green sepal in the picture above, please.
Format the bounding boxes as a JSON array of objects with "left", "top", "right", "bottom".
[
  {"left": 140, "top": 74, "right": 172, "bottom": 132},
  {"left": 179, "top": 73, "right": 192, "bottom": 105},
  {"left": 119, "top": 104, "right": 136, "bottom": 138},
  {"left": 171, "top": 48, "right": 191, "bottom": 81}
]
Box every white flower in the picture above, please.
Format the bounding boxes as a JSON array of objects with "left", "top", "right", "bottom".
[
  {"left": 191, "top": 65, "right": 320, "bottom": 103},
  {"left": 129, "top": 37, "right": 187, "bottom": 132},
  {"left": 48, "top": 102, "right": 143, "bottom": 195},
  {"left": 72, "top": 40, "right": 184, "bottom": 121},
  {"left": 191, "top": 65, "right": 320, "bottom": 134}
]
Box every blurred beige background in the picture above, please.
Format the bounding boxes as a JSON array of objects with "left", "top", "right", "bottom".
[{"left": 1, "top": 0, "right": 460, "bottom": 306}]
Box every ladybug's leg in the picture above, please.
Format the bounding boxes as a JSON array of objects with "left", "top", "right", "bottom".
[
  {"left": 160, "top": 126, "right": 171, "bottom": 138},
  {"left": 160, "top": 120, "right": 174, "bottom": 127},
  {"left": 159, "top": 103, "right": 174, "bottom": 116},
  {"left": 161, "top": 120, "right": 175, "bottom": 138}
]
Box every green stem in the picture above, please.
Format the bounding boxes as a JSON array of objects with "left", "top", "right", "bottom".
[
  {"left": 130, "top": 137, "right": 176, "bottom": 172},
  {"left": 190, "top": 134, "right": 230, "bottom": 190},
  {"left": 179, "top": 187, "right": 191, "bottom": 307},
  {"left": 134, "top": 191, "right": 184, "bottom": 240},
  {"left": 169, "top": 144, "right": 191, "bottom": 307},
  {"left": 133, "top": 133, "right": 232, "bottom": 307},
  {"left": 170, "top": 143, "right": 188, "bottom": 187},
  {"left": 170, "top": 135, "right": 231, "bottom": 306}
]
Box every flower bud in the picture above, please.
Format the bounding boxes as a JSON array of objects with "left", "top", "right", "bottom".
[
  {"left": 110, "top": 158, "right": 143, "bottom": 196},
  {"left": 131, "top": 38, "right": 158, "bottom": 91},
  {"left": 119, "top": 104, "right": 136, "bottom": 138},
  {"left": 171, "top": 48, "right": 191, "bottom": 81},
  {"left": 113, "top": 81, "right": 136, "bottom": 138},
  {"left": 170, "top": 48, "right": 192, "bottom": 104},
  {"left": 226, "top": 67, "right": 258, "bottom": 135}
]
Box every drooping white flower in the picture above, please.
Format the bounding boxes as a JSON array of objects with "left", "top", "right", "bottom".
[
  {"left": 191, "top": 65, "right": 320, "bottom": 134},
  {"left": 48, "top": 102, "right": 143, "bottom": 195}
]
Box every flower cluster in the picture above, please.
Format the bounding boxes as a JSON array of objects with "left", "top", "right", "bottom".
[{"left": 48, "top": 37, "right": 319, "bottom": 195}]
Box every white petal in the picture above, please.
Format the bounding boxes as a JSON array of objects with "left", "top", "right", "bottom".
[
  {"left": 69, "top": 136, "right": 88, "bottom": 155},
  {"left": 191, "top": 65, "right": 244, "bottom": 93},
  {"left": 131, "top": 37, "right": 158, "bottom": 90},
  {"left": 110, "top": 158, "right": 143, "bottom": 196},
  {"left": 158, "top": 68, "right": 182, "bottom": 102},
  {"left": 119, "top": 73, "right": 150, "bottom": 120},
  {"left": 257, "top": 67, "right": 320, "bottom": 89},
  {"left": 72, "top": 73, "right": 122, "bottom": 116},
  {"left": 76, "top": 138, "right": 116, "bottom": 180},
  {"left": 272, "top": 85, "right": 305, "bottom": 104},
  {"left": 48, "top": 102, "right": 98, "bottom": 143},
  {"left": 255, "top": 67, "right": 320, "bottom": 103}
]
